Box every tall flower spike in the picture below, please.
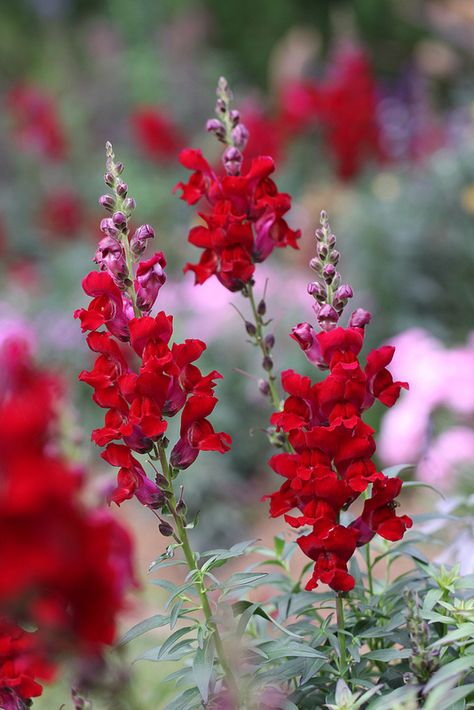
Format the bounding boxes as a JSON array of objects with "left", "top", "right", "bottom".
[
  {"left": 175, "top": 77, "right": 300, "bottom": 292},
  {"left": 265, "top": 211, "right": 411, "bottom": 593},
  {"left": 77, "top": 144, "right": 231, "bottom": 510}
]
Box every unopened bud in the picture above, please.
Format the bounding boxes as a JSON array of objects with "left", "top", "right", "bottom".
[
  {"left": 317, "top": 244, "right": 328, "bottom": 260},
  {"left": 315, "top": 228, "right": 325, "bottom": 242},
  {"left": 112, "top": 211, "right": 127, "bottom": 228},
  {"left": 206, "top": 118, "right": 226, "bottom": 141},
  {"left": 99, "top": 194, "right": 115, "bottom": 212},
  {"left": 104, "top": 172, "right": 115, "bottom": 187},
  {"left": 262, "top": 355, "right": 273, "bottom": 372},
  {"left": 223, "top": 146, "right": 243, "bottom": 176},
  {"left": 258, "top": 379, "right": 271, "bottom": 396},
  {"left": 320, "top": 209, "right": 329, "bottom": 225},
  {"left": 245, "top": 321, "right": 257, "bottom": 337},
  {"left": 231, "top": 123, "right": 249, "bottom": 150},
  {"left": 176, "top": 499, "right": 187, "bottom": 516},
  {"left": 316, "top": 303, "right": 339, "bottom": 331},
  {"left": 116, "top": 182, "right": 128, "bottom": 197},
  {"left": 154, "top": 473, "right": 168, "bottom": 488},
  {"left": 115, "top": 162, "right": 124, "bottom": 174},
  {"left": 309, "top": 257, "right": 322, "bottom": 274},
  {"left": 123, "top": 197, "right": 136, "bottom": 212},
  {"left": 323, "top": 264, "right": 336, "bottom": 283},
  {"left": 264, "top": 334, "right": 275, "bottom": 349},
  {"left": 307, "top": 281, "right": 326, "bottom": 302},
  {"left": 257, "top": 299, "right": 266, "bottom": 316},
  {"left": 229, "top": 109, "right": 240, "bottom": 126},
  {"left": 159, "top": 521, "right": 174, "bottom": 537},
  {"left": 334, "top": 284, "right": 353, "bottom": 301},
  {"left": 349, "top": 308, "right": 372, "bottom": 329},
  {"left": 328, "top": 234, "right": 336, "bottom": 248},
  {"left": 329, "top": 249, "right": 340, "bottom": 265}
]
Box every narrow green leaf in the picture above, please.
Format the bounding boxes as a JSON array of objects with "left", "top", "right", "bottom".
[
  {"left": 164, "top": 582, "right": 196, "bottom": 609},
  {"left": 274, "top": 535, "right": 285, "bottom": 557},
  {"left": 156, "top": 626, "right": 195, "bottom": 661},
  {"left": 424, "top": 681, "right": 474, "bottom": 709},
  {"left": 430, "top": 623, "right": 474, "bottom": 647},
  {"left": 359, "top": 613, "right": 405, "bottom": 639},
  {"left": 382, "top": 464, "right": 415, "bottom": 478},
  {"left": 422, "top": 588, "right": 444, "bottom": 614},
  {"left": 402, "top": 480, "right": 445, "bottom": 499},
  {"left": 424, "top": 655, "right": 474, "bottom": 692},
  {"left": 117, "top": 614, "right": 170, "bottom": 646},
  {"left": 169, "top": 599, "right": 184, "bottom": 630},
  {"left": 362, "top": 648, "right": 412, "bottom": 661},
  {"left": 193, "top": 636, "right": 214, "bottom": 703}
]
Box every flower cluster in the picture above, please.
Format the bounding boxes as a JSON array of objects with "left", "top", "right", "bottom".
[
  {"left": 265, "top": 213, "right": 411, "bottom": 592},
  {"left": 76, "top": 144, "right": 231, "bottom": 506},
  {"left": 175, "top": 77, "right": 300, "bottom": 292},
  {"left": 0, "top": 618, "right": 55, "bottom": 710},
  {"left": 0, "top": 329, "right": 135, "bottom": 701},
  {"left": 131, "top": 106, "right": 185, "bottom": 163},
  {"left": 7, "top": 84, "right": 67, "bottom": 162},
  {"left": 279, "top": 47, "right": 381, "bottom": 179}
]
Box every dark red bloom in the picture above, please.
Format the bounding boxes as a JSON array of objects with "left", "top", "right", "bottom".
[
  {"left": 266, "top": 324, "right": 411, "bottom": 592},
  {"left": 0, "top": 619, "right": 55, "bottom": 709},
  {"left": 7, "top": 84, "right": 67, "bottom": 162},
  {"left": 39, "top": 189, "right": 84, "bottom": 240},
  {"left": 176, "top": 138, "right": 300, "bottom": 292},
  {"left": 131, "top": 106, "right": 184, "bottom": 162},
  {"left": 0, "top": 335, "right": 135, "bottom": 663},
  {"left": 74, "top": 272, "right": 130, "bottom": 341}
]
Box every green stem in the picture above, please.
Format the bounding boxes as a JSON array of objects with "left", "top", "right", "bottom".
[
  {"left": 336, "top": 594, "right": 348, "bottom": 678},
  {"left": 365, "top": 542, "right": 374, "bottom": 597},
  {"left": 247, "top": 283, "right": 280, "bottom": 411},
  {"left": 157, "top": 445, "right": 240, "bottom": 704}
]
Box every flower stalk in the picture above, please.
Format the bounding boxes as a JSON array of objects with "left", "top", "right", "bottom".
[{"left": 156, "top": 442, "right": 240, "bottom": 704}]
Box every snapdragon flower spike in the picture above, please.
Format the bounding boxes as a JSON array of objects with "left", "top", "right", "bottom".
[
  {"left": 77, "top": 144, "right": 231, "bottom": 507},
  {"left": 175, "top": 77, "right": 300, "bottom": 292},
  {"left": 265, "top": 213, "right": 411, "bottom": 593}
]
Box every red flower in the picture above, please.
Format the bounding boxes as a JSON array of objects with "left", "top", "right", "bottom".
[
  {"left": 265, "top": 325, "right": 412, "bottom": 592},
  {"left": 171, "top": 393, "right": 232, "bottom": 469},
  {"left": 0, "top": 619, "right": 55, "bottom": 708},
  {"left": 7, "top": 84, "right": 67, "bottom": 162},
  {"left": 0, "top": 337, "right": 135, "bottom": 660},
  {"left": 131, "top": 106, "right": 184, "bottom": 162},
  {"left": 74, "top": 272, "right": 130, "bottom": 341},
  {"left": 39, "top": 189, "right": 84, "bottom": 240},
  {"left": 176, "top": 141, "right": 300, "bottom": 291}
]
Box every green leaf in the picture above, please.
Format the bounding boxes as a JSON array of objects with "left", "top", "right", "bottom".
[
  {"left": 424, "top": 681, "right": 474, "bottom": 709},
  {"left": 139, "top": 626, "right": 196, "bottom": 662},
  {"left": 424, "top": 655, "right": 474, "bottom": 692},
  {"left": 359, "top": 613, "right": 405, "bottom": 639},
  {"left": 258, "top": 640, "right": 325, "bottom": 661},
  {"left": 164, "top": 582, "right": 196, "bottom": 609},
  {"left": 367, "top": 685, "right": 419, "bottom": 709},
  {"left": 430, "top": 623, "right": 474, "bottom": 647},
  {"left": 422, "top": 588, "right": 444, "bottom": 613},
  {"left": 382, "top": 464, "right": 415, "bottom": 478},
  {"left": 169, "top": 599, "right": 184, "bottom": 630},
  {"left": 116, "top": 614, "right": 170, "bottom": 646},
  {"left": 455, "top": 574, "right": 474, "bottom": 590},
  {"left": 362, "top": 648, "right": 412, "bottom": 661},
  {"left": 164, "top": 687, "right": 202, "bottom": 710},
  {"left": 232, "top": 600, "right": 302, "bottom": 639},
  {"left": 402, "top": 480, "right": 445, "bottom": 499},
  {"left": 193, "top": 635, "right": 215, "bottom": 704}
]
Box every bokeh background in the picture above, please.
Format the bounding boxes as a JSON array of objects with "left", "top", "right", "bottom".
[{"left": 1, "top": 0, "right": 474, "bottom": 704}]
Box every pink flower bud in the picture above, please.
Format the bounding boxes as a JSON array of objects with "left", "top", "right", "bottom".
[
  {"left": 112, "top": 211, "right": 127, "bottom": 228},
  {"left": 130, "top": 223, "right": 155, "bottom": 257},
  {"left": 222, "top": 146, "right": 243, "bottom": 176},
  {"left": 349, "top": 308, "right": 372, "bottom": 329},
  {"left": 335, "top": 284, "right": 353, "bottom": 301},
  {"left": 100, "top": 217, "right": 119, "bottom": 239},
  {"left": 291, "top": 322, "right": 325, "bottom": 366},
  {"left": 99, "top": 194, "right": 115, "bottom": 212},
  {"left": 316, "top": 303, "right": 339, "bottom": 331},
  {"left": 94, "top": 236, "right": 128, "bottom": 287},
  {"left": 231, "top": 123, "right": 249, "bottom": 150},
  {"left": 135, "top": 252, "right": 167, "bottom": 312}
]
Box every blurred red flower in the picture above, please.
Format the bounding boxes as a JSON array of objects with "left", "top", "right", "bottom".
[{"left": 130, "top": 106, "right": 185, "bottom": 162}]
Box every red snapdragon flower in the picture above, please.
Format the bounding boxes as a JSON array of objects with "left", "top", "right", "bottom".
[
  {"left": 131, "top": 106, "right": 185, "bottom": 162},
  {"left": 278, "top": 48, "right": 382, "bottom": 179},
  {"left": 7, "top": 84, "right": 67, "bottom": 162},
  {"left": 266, "top": 325, "right": 411, "bottom": 592},
  {"left": 0, "top": 619, "right": 55, "bottom": 709},
  {"left": 175, "top": 81, "right": 300, "bottom": 292},
  {"left": 0, "top": 333, "right": 135, "bottom": 675},
  {"left": 77, "top": 144, "right": 231, "bottom": 507}
]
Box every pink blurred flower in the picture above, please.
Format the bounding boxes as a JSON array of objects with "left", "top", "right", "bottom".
[{"left": 418, "top": 427, "right": 474, "bottom": 488}]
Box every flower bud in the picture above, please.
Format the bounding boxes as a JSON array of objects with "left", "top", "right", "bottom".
[
  {"left": 115, "top": 162, "right": 124, "bottom": 174},
  {"left": 231, "top": 123, "right": 249, "bottom": 150},
  {"left": 112, "top": 211, "right": 127, "bottom": 228},
  {"left": 291, "top": 322, "right": 324, "bottom": 366},
  {"left": 222, "top": 146, "right": 243, "bottom": 176},
  {"left": 316, "top": 303, "right": 339, "bottom": 331},
  {"left": 245, "top": 321, "right": 257, "bottom": 337},
  {"left": 307, "top": 281, "right": 326, "bottom": 302},
  {"left": 322, "top": 264, "right": 336, "bottom": 283},
  {"left": 135, "top": 252, "right": 167, "bottom": 312},
  {"left": 320, "top": 209, "right": 329, "bottom": 226},
  {"left": 329, "top": 249, "right": 340, "bottom": 265},
  {"left": 159, "top": 522, "right": 174, "bottom": 537},
  {"left": 264, "top": 334, "right": 275, "bottom": 349},
  {"left": 99, "top": 194, "right": 115, "bottom": 212},
  {"left": 349, "top": 308, "right": 372, "bottom": 329},
  {"left": 328, "top": 234, "right": 336, "bottom": 248},
  {"left": 258, "top": 379, "right": 271, "bottom": 396},
  {"left": 257, "top": 299, "right": 266, "bottom": 316},
  {"left": 229, "top": 109, "right": 240, "bottom": 126},
  {"left": 309, "top": 257, "right": 322, "bottom": 274},
  {"left": 315, "top": 228, "right": 325, "bottom": 242},
  {"left": 206, "top": 118, "right": 226, "bottom": 141},
  {"left": 123, "top": 197, "right": 136, "bottom": 212},
  {"left": 317, "top": 243, "right": 328, "bottom": 260},
  {"left": 100, "top": 217, "right": 119, "bottom": 239},
  {"left": 130, "top": 223, "right": 155, "bottom": 256},
  {"left": 104, "top": 172, "right": 115, "bottom": 187},
  {"left": 262, "top": 355, "right": 273, "bottom": 371},
  {"left": 116, "top": 182, "right": 128, "bottom": 197},
  {"left": 94, "top": 236, "right": 129, "bottom": 287},
  {"left": 334, "top": 284, "right": 353, "bottom": 301}
]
